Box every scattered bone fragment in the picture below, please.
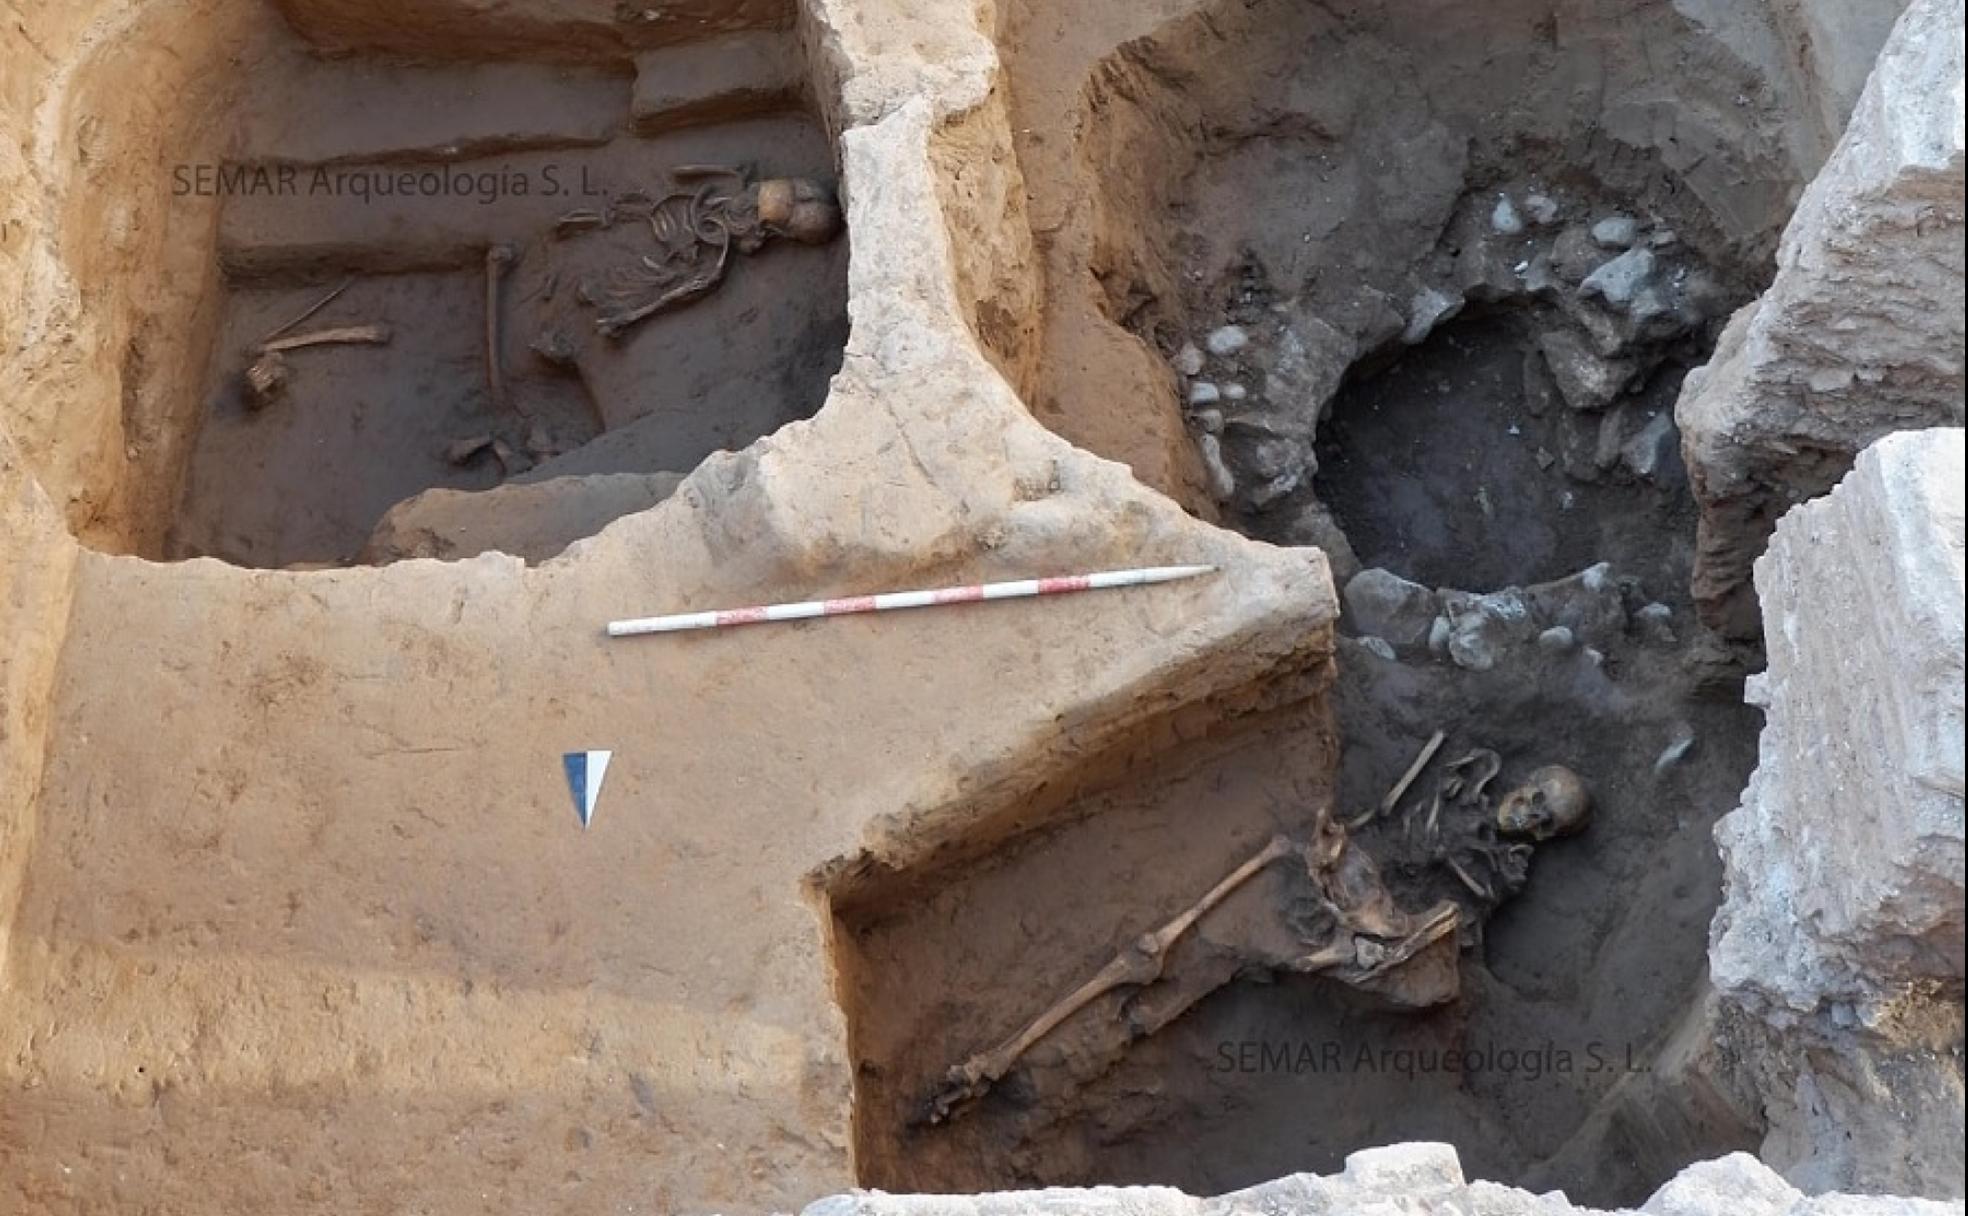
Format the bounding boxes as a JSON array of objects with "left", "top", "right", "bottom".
[
  {"left": 1442, "top": 748, "right": 1502, "bottom": 804},
  {"left": 238, "top": 281, "right": 386, "bottom": 409},
  {"left": 1655, "top": 725, "right": 1697, "bottom": 774},
  {"left": 255, "top": 277, "right": 354, "bottom": 347},
  {"left": 1349, "top": 729, "right": 1446, "bottom": 829},
  {"left": 259, "top": 324, "right": 392, "bottom": 354},
  {"left": 243, "top": 351, "right": 291, "bottom": 409},
  {"left": 485, "top": 243, "right": 520, "bottom": 416},
  {"left": 444, "top": 435, "right": 495, "bottom": 466},
  {"left": 491, "top": 439, "right": 531, "bottom": 478}
]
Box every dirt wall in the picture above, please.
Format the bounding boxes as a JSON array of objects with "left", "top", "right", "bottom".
[
  {"left": 0, "top": 436, "right": 80, "bottom": 982},
  {"left": 268, "top": 0, "right": 796, "bottom": 61},
  {"left": 0, "top": 0, "right": 276, "bottom": 555}
]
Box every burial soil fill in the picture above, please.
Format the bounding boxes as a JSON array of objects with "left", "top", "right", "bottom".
[
  {"left": 834, "top": 0, "right": 1799, "bottom": 1204},
  {"left": 164, "top": 37, "right": 848, "bottom": 569}
]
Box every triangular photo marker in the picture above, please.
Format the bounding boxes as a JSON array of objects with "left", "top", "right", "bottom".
[{"left": 563, "top": 750, "right": 613, "bottom": 829}]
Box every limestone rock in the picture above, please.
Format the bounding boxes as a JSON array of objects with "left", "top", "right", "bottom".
[
  {"left": 1274, "top": 496, "right": 1361, "bottom": 586},
  {"left": 1710, "top": 429, "right": 1965, "bottom": 1020},
  {"left": 1677, "top": 0, "right": 1967, "bottom": 637},
  {"left": 797, "top": 1143, "right": 1957, "bottom": 1215},
  {"left": 1581, "top": 246, "right": 1660, "bottom": 311},
  {"left": 1404, "top": 286, "right": 1465, "bottom": 345},
  {"left": 1524, "top": 561, "right": 1632, "bottom": 649},
  {"left": 1206, "top": 325, "right": 1250, "bottom": 357},
  {"left": 1342, "top": 567, "right": 1441, "bottom": 647},
  {"left": 1541, "top": 329, "right": 1639, "bottom": 411},
  {"left": 1440, "top": 588, "right": 1540, "bottom": 671},
  {"left": 1621, "top": 409, "right": 1681, "bottom": 481},
  {"left": 1493, "top": 193, "right": 1526, "bottom": 235},
  {"left": 361, "top": 472, "right": 687, "bottom": 564},
  {"left": 1592, "top": 214, "right": 1640, "bottom": 249}
]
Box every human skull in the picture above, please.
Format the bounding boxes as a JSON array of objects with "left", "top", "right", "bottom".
[
  {"left": 1495, "top": 765, "right": 1591, "bottom": 840},
  {"left": 755, "top": 177, "right": 843, "bottom": 245}
]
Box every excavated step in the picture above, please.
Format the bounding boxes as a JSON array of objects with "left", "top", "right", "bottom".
[{"left": 214, "top": 118, "right": 834, "bottom": 281}]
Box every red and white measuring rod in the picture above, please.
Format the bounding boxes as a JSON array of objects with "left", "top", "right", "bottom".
[{"left": 606, "top": 564, "right": 1218, "bottom": 637}]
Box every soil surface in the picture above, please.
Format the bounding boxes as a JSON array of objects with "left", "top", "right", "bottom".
[
  {"left": 1305, "top": 316, "right": 1699, "bottom": 595},
  {"left": 169, "top": 50, "right": 846, "bottom": 569},
  {"left": 845, "top": 623, "right": 1761, "bottom": 1205}
]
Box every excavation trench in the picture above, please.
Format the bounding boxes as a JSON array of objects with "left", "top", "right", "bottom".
[
  {"left": 42, "top": 1, "right": 849, "bottom": 569},
  {"left": 836, "top": 0, "right": 1814, "bottom": 1203}
]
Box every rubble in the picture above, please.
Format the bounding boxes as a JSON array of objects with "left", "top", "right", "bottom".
[{"left": 799, "top": 1144, "right": 1960, "bottom": 1215}]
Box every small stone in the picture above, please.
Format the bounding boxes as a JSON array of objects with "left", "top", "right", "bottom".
[
  {"left": 1647, "top": 228, "right": 1680, "bottom": 251},
  {"left": 1205, "top": 325, "right": 1250, "bottom": 357},
  {"left": 1538, "top": 625, "right": 1576, "bottom": 651},
  {"left": 1442, "top": 588, "right": 1539, "bottom": 671},
  {"left": 1492, "top": 194, "right": 1525, "bottom": 235},
  {"left": 1428, "top": 615, "right": 1452, "bottom": 656},
  {"left": 1188, "top": 380, "right": 1222, "bottom": 407},
  {"left": 1539, "top": 329, "right": 1638, "bottom": 412},
  {"left": 1403, "top": 287, "right": 1464, "bottom": 345},
  {"left": 1359, "top": 636, "right": 1398, "bottom": 662},
  {"left": 1172, "top": 342, "right": 1205, "bottom": 377},
  {"left": 1232, "top": 431, "right": 1312, "bottom": 507},
  {"left": 1344, "top": 568, "right": 1442, "bottom": 647},
  {"left": 531, "top": 331, "right": 577, "bottom": 366},
  {"left": 1535, "top": 447, "right": 1556, "bottom": 470},
  {"left": 1191, "top": 408, "right": 1224, "bottom": 435},
  {"left": 1551, "top": 226, "right": 1603, "bottom": 282},
  {"left": 1223, "top": 383, "right": 1248, "bottom": 401},
  {"left": 1525, "top": 562, "right": 1629, "bottom": 646},
  {"left": 1581, "top": 247, "right": 1660, "bottom": 311},
  {"left": 1524, "top": 193, "right": 1562, "bottom": 226},
  {"left": 1582, "top": 646, "right": 1606, "bottom": 668},
  {"left": 1635, "top": 601, "right": 1677, "bottom": 644},
  {"left": 1621, "top": 411, "right": 1678, "bottom": 481},
  {"left": 1196, "top": 433, "right": 1237, "bottom": 502},
  {"left": 1655, "top": 725, "right": 1697, "bottom": 773},
  {"left": 1520, "top": 253, "right": 1558, "bottom": 295},
  {"left": 1591, "top": 214, "right": 1639, "bottom": 249}
]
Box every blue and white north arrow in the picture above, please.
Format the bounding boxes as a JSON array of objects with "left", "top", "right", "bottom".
[{"left": 562, "top": 750, "right": 613, "bottom": 829}]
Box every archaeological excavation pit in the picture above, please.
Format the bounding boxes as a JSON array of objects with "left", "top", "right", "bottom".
[
  {"left": 5, "top": 0, "right": 1959, "bottom": 1209},
  {"left": 829, "top": 0, "right": 1836, "bottom": 1203},
  {"left": 64, "top": 4, "right": 850, "bottom": 570}
]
